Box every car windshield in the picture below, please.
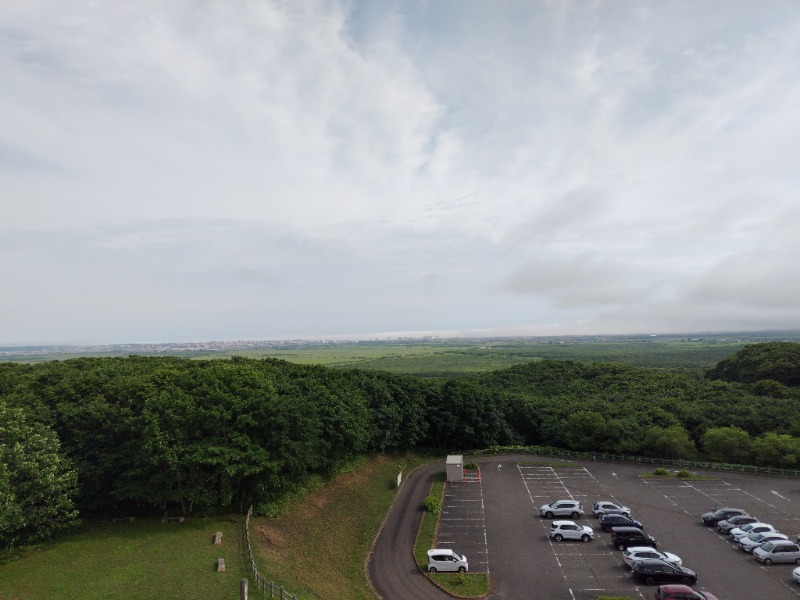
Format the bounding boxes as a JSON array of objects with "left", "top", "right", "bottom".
[
  {"left": 748, "top": 533, "right": 764, "bottom": 541},
  {"left": 453, "top": 552, "right": 464, "bottom": 561},
  {"left": 741, "top": 524, "right": 755, "bottom": 532},
  {"left": 761, "top": 542, "right": 775, "bottom": 552},
  {"left": 714, "top": 508, "right": 728, "bottom": 516}
]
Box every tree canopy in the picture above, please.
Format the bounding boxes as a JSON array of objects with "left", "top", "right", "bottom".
[{"left": 2, "top": 342, "right": 800, "bottom": 547}]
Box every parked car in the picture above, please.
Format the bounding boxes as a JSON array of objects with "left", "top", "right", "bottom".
[
  {"left": 655, "top": 584, "right": 719, "bottom": 599},
  {"left": 427, "top": 549, "right": 468, "bottom": 573},
  {"left": 731, "top": 522, "right": 775, "bottom": 540},
  {"left": 612, "top": 526, "right": 658, "bottom": 550},
  {"left": 631, "top": 559, "right": 697, "bottom": 586},
  {"left": 739, "top": 532, "right": 788, "bottom": 553},
  {"left": 717, "top": 514, "right": 757, "bottom": 533},
  {"left": 793, "top": 565, "right": 800, "bottom": 583},
  {"left": 539, "top": 500, "right": 583, "bottom": 519},
  {"left": 600, "top": 514, "right": 643, "bottom": 532},
  {"left": 592, "top": 501, "right": 631, "bottom": 518},
  {"left": 701, "top": 507, "right": 748, "bottom": 525},
  {"left": 549, "top": 520, "right": 594, "bottom": 542},
  {"left": 623, "top": 546, "right": 682, "bottom": 568},
  {"left": 753, "top": 540, "right": 800, "bottom": 565}
]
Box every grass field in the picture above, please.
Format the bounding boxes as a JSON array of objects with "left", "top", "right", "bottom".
[
  {"left": 8, "top": 331, "right": 800, "bottom": 372},
  {"left": 0, "top": 453, "right": 430, "bottom": 600},
  {"left": 0, "top": 518, "right": 246, "bottom": 600}
]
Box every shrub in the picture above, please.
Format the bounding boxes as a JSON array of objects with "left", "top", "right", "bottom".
[
  {"left": 677, "top": 469, "right": 691, "bottom": 478},
  {"left": 652, "top": 467, "right": 669, "bottom": 477},
  {"left": 423, "top": 495, "right": 441, "bottom": 514}
]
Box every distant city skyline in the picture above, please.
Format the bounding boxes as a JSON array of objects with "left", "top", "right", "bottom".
[{"left": 3, "top": 1, "right": 799, "bottom": 346}]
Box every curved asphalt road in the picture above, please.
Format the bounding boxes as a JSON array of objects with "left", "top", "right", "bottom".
[{"left": 367, "top": 459, "right": 454, "bottom": 600}]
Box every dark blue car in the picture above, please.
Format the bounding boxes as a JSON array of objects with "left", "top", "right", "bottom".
[{"left": 600, "top": 514, "right": 643, "bottom": 532}]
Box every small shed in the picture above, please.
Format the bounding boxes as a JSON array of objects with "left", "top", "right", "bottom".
[{"left": 446, "top": 454, "right": 464, "bottom": 482}]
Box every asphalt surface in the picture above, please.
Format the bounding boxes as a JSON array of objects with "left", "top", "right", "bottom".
[{"left": 368, "top": 454, "right": 800, "bottom": 600}]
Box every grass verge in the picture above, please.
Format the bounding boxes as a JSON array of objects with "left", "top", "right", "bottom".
[{"left": 413, "top": 472, "right": 488, "bottom": 598}]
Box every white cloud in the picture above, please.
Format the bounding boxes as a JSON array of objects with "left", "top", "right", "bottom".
[{"left": 2, "top": 0, "right": 799, "bottom": 344}]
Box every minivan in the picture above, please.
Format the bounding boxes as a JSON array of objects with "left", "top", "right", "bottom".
[
  {"left": 753, "top": 541, "right": 800, "bottom": 565},
  {"left": 427, "top": 549, "right": 468, "bottom": 573}
]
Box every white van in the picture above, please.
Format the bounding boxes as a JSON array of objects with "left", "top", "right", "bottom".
[{"left": 427, "top": 548, "right": 468, "bottom": 573}]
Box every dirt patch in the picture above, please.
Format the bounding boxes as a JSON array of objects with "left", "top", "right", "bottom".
[{"left": 255, "top": 524, "right": 288, "bottom": 559}]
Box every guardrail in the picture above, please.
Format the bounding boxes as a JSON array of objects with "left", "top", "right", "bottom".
[
  {"left": 467, "top": 445, "right": 800, "bottom": 478},
  {"left": 244, "top": 506, "right": 297, "bottom": 599}
]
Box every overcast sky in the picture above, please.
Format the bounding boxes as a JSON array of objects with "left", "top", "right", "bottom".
[{"left": 2, "top": 1, "right": 799, "bottom": 345}]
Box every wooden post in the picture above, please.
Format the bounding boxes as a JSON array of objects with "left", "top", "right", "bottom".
[{"left": 240, "top": 578, "right": 248, "bottom": 600}]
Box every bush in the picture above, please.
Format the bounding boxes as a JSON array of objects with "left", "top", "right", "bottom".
[
  {"left": 677, "top": 469, "right": 691, "bottom": 478},
  {"left": 423, "top": 495, "right": 441, "bottom": 514},
  {"left": 652, "top": 468, "right": 669, "bottom": 477}
]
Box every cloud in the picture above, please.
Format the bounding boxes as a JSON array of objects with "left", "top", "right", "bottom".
[{"left": 1, "top": 1, "right": 799, "bottom": 344}]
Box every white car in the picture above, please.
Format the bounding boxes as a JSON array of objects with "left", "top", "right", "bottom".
[
  {"left": 793, "top": 565, "right": 800, "bottom": 583},
  {"left": 539, "top": 500, "right": 583, "bottom": 519},
  {"left": 739, "top": 532, "right": 787, "bottom": 553},
  {"left": 549, "top": 520, "right": 594, "bottom": 542},
  {"left": 731, "top": 522, "right": 775, "bottom": 540},
  {"left": 592, "top": 501, "right": 631, "bottom": 518},
  {"left": 427, "top": 549, "right": 468, "bottom": 573},
  {"left": 622, "top": 546, "right": 682, "bottom": 568}
]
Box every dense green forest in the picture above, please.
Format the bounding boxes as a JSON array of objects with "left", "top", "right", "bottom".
[{"left": 1, "top": 342, "right": 799, "bottom": 550}]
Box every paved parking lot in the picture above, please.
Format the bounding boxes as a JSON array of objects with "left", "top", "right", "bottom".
[
  {"left": 436, "top": 470, "right": 490, "bottom": 574},
  {"left": 437, "top": 455, "right": 800, "bottom": 599}
]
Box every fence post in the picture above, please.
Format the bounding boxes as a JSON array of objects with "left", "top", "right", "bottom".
[{"left": 240, "top": 578, "right": 248, "bottom": 600}]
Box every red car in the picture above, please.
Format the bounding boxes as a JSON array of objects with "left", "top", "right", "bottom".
[{"left": 655, "top": 584, "right": 719, "bottom": 600}]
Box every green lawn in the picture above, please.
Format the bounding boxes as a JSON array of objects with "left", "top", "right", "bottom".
[
  {"left": 0, "top": 454, "right": 430, "bottom": 600},
  {"left": 0, "top": 518, "right": 246, "bottom": 600}
]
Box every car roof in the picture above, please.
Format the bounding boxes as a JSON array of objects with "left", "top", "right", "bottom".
[
  {"left": 427, "top": 548, "right": 455, "bottom": 556},
  {"left": 626, "top": 546, "right": 661, "bottom": 553},
  {"left": 658, "top": 584, "right": 694, "bottom": 591},
  {"left": 552, "top": 520, "right": 577, "bottom": 525}
]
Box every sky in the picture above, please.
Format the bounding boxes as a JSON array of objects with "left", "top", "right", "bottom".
[{"left": 2, "top": 1, "right": 800, "bottom": 345}]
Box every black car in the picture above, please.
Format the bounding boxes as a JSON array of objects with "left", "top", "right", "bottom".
[
  {"left": 631, "top": 559, "right": 697, "bottom": 586},
  {"left": 600, "top": 514, "right": 643, "bottom": 532},
  {"left": 700, "top": 507, "right": 747, "bottom": 525},
  {"left": 611, "top": 526, "right": 657, "bottom": 550}
]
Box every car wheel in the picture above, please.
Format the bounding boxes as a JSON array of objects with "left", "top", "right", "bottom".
[
  {"left": 618, "top": 543, "right": 625, "bottom": 550},
  {"left": 645, "top": 576, "right": 656, "bottom": 586},
  {"left": 581, "top": 534, "right": 591, "bottom": 542},
  {"left": 681, "top": 577, "right": 691, "bottom": 585},
  {"left": 545, "top": 511, "right": 554, "bottom": 519},
  {"left": 764, "top": 558, "right": 772, "bottom": 565},
  {"left": 429, "top": 567, "right": 437, "bottom": 573},
  {"left": 795, "top": 558, "right": 800, "bottom": 565},
  {"left": 554, "top": 534, "right": 563, "bottom": 542},
  {"left": 458, "top": 566, "right": 466, "bottom": 573},
  {"left": 571, "top": 512, "right": 579, "bottom": 519}
]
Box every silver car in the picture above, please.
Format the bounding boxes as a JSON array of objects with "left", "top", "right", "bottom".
[
  {"left": 754, "top": 540, "right": 800, "bottom": 565},
  {"left": 622, "top": 546, "right": 682, "bottom": 568},
  {"left": 539, "top": 500, "right": 583, "bottom": 519},
  {"left": 717, "top": 514, "right": 757, "bottom": 534},
  {"left": 739, "top": 532, "right": 787, "bottom": 553},
  {"left": 592, "top": 501, "right": 631, "bottom": 518}
]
